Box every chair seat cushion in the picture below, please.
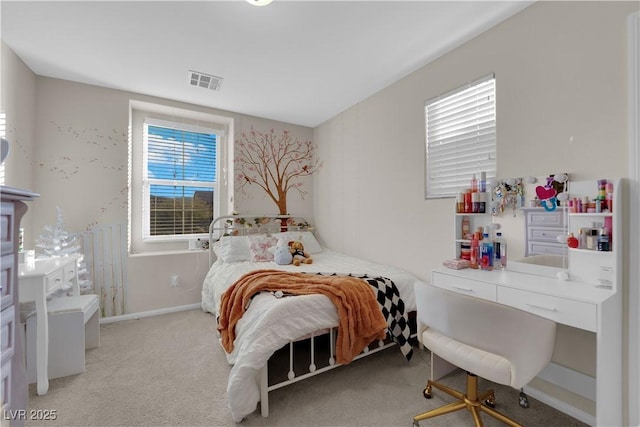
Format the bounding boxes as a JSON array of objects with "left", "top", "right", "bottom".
[{"left": 423, "top": 328, "right": 512, "bottom": 386}]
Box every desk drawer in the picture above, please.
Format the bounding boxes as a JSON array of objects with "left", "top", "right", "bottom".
[
  {"left": 63, "top": 262, "right": 77, "bottom": 283},
  {"left": 432, "top": 272, "right": 496, "bottom": 302},
  {"left": 497, "top": 287, "right": 596, "bottom": 332},
  {"left": 45, "top": 270, "right": 65, "bottom": 294}
]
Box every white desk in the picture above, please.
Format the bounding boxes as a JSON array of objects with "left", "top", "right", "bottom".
[
  {"left": 18, "top": 255, "right": 79, "bottom": 395},
  {"left": 429, "top": 267, "right": 621, "bottom": 426}
]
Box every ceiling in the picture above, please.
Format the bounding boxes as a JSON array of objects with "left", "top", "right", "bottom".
[{"left": 1, "top": 1, "right": 533, "bottom": 128}]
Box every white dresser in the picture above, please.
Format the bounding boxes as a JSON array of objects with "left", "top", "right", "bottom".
[
  {"left": 1, "top": 186, "right": 38, "bottom": 424},
  {"left": 521, "top": 207, "right": 567, "bottom": 257}
]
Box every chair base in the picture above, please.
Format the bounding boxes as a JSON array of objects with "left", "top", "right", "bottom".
[{"left": 413, "top": 373, "right": 523, "bottom": 427}]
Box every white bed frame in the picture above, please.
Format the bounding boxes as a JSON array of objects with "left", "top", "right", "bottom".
[{"left": 208, "top": 214, "right": 403, "bottom": 417}]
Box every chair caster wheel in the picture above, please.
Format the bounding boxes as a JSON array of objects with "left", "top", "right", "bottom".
[
  {"left": 423, "top": 385, "right": 432, "bottom": 399},
  {"left": 519, "top": 391, "right": 530, "bottom": 408},
  {"left": 484, "top": 398, "right": 496, "bottom": 408}
]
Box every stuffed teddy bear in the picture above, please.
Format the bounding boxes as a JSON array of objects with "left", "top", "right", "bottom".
[
  {"left": 288, "top": 240, "right": 313, "bottom": 266},
  {"left": 273, "top": 238, "right": 293, "bottom": 265}
]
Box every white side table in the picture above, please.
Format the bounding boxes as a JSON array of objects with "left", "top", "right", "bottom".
[{"left": 18, "top": 255, "right": 79, "bottom": 395}]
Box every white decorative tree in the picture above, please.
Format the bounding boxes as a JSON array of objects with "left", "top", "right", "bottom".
[{"left": 36, "top": 206, "right": 92, "bottom": 294}]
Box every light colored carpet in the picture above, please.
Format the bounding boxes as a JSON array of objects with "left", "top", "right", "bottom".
[{"left": 25, "top": 309, "right": 587, "bottom": 427}]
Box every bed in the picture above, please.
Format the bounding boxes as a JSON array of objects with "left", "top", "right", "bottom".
[{"left": 201, "top": 215, "right": 421, "bottom": 422}]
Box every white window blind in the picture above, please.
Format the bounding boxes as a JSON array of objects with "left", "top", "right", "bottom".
[
  {"left": 143, "top": 119, "right": 218, "bottom": 240},
  {"left": 425, "top": 74, "right": 496, "bottom": 198}
]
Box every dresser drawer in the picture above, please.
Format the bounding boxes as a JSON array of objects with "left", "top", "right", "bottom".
[
  {"left": 527, "top": 241, "right": 566, "bottom": 256},
  {"left": 526, "top": 209, "right": 564, "bottom": 227},
  {"left": 497, "top": 287, "right": 596, "bottom": 332},
  {"left": 1, "top": 358, "right": 11, "bottom": 409},
  {"left": 1, "top": 305, "right": 15, "bottom": 364},
  {"left": 528, "top": 226, "right": 563, "bottom": 243},
  {"left": 1, "top": 255, "right": 15, "bottom": 310},
  {"left": 45, "top": 270, "right": 65, "bottom": 294},
  {"left": 432, "top": 271, "right": 496, "bottom": 302},
  {"left": 0, "top": 202, "right": 15, "bottom": 256}
]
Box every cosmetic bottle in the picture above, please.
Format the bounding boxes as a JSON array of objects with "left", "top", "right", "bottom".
[
  {"left": 464, "top": 189, "right": 472, "bottom": 213},
  {"left": 461, "top": 216, "right": 470, "bottom": 240},
  {"left": 457, "top": 192, "right": 464, "bottom": 213},
  {"left": 471, "top": 174, "right": 478, "bottom": 193},
  {"left": 606, "top": 181, "right": 614, "bottom": 212},
  {"left": 567, "top": 233, "right": 579, "bottom": 249},
  {"left": 470, "top": 233, "right": 480, "bottom": 269},
  {"left": 479, "top": 172, "right": 486, "bottom": 193},
  {"left": 479, "top": 192, "right": 487, "bottom": 213},
  {"left": 493, "top": 232, "right": 507, "bottom": 270},
  {"left": 480, "top": 233, "right": 493, "bottom": 271},
  {"left": 597, "top": 228, "right": 610, "bottom": 252}
]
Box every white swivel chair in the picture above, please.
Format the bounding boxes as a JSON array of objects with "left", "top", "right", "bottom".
[{"left": 413, "top": 283, "right": 556, "bottom": 427}]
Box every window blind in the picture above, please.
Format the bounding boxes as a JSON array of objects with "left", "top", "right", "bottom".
[
  {"left": 143, "top": 121, "right": 217, "bottom": 239},
  {"left": 425, "top": 74, "right": 496, "bottom": 198}
]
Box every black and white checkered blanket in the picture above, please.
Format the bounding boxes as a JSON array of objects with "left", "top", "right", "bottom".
[{"left": 316, "top": 272, "right": 413, "bottom": 361}]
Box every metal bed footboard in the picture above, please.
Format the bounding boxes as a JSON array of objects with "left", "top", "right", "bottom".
[{"left": 258, "top": 327, "right": 396, "bottom": 417}]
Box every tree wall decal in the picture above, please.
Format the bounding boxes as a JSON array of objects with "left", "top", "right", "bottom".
[{"left": 236, "top": 127, "right": 322, "bottom": 215}]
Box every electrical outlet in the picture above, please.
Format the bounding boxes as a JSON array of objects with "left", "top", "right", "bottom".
[{"left": 170, "top": 274, "right": 179, "bottom": 287}]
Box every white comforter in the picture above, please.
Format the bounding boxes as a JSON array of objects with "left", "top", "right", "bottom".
[{"left": 201, "top": 249, "right": 419, "bottom": 422}]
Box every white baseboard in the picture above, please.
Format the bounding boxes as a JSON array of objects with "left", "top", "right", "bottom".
[{"left": 99, "top": 303, "right": 201, "bottom": 324}]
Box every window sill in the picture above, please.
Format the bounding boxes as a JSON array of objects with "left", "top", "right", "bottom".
[{"left": 128, "top": 249, "right": 208, "bottom": 258}]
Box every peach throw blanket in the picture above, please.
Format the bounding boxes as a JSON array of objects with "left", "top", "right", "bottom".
[{"left": 218, "top": 269, "right": 388, "bottom": 364}]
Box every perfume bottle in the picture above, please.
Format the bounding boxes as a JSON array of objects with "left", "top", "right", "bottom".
[{"left": 567, "top": 233, "right": 579, "bottom": 249}]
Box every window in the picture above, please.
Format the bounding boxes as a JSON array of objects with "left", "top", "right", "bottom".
[
  {"left": 143, "top": 119, "right": 218, "bottom": 240},
  {"left": 425, "top": 74, "right": 496, "bottom": 199},
  {"left": 129, "top": 101, "right": 233, "bottom": 253}
]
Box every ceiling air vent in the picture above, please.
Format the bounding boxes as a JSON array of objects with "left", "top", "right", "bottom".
[{"left": 188, "top": 70, "right": 223, "bottom": 91}]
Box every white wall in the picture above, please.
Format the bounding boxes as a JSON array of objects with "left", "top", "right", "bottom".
[
  {"left": 313, "top": 1, "right": 638, "bottom": 423},
  {"left": 1, "top": 56, "right": 314, "bottom": 314},
  {"left": 1, "top": 41, "right": 37, "bottom": 242}
]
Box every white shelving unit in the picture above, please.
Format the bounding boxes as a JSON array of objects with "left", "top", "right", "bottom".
[
  {"left": 436, "top": 178, "right": 624, "bottom": 425},
  {"left": 567, "top": 179, "right": 621, "bottom": 290},
  {"left": 453, "top": 212, "right": 492, "bottom": 259}
]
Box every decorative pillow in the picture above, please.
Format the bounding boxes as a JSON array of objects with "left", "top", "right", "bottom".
[
  {"left": 218, "top": 236, "right": 251, "bottom": 263},
  {"left": 248, "top": 234, "right": 278, "bottom": 262},
  {"left": 272, "top": 231, "right": 323, "bottom": 254}
]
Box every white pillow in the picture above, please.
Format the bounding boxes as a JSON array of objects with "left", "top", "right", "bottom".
[
  {"left": 272, "top": 231, "right": 323, "bottom": 254},
  {"left": 218, "top": 236, "right": 251, "bottom": 263}
]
